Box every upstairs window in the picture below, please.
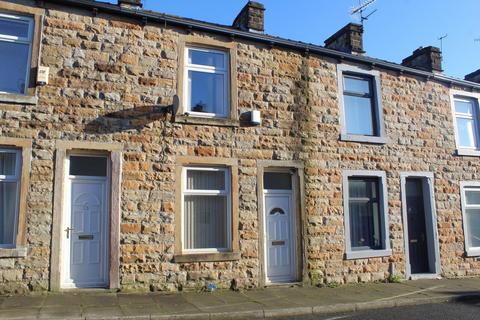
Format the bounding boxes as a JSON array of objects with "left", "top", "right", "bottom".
[
  {"left": 184, "top": 47, "right": 229, "bottom": 118},
  {"left": 0, "top": 149, "right": 21, "bottom": 247},
  {"left": 337, "top": 65, "right": 386, "bottom": 144},
  {"left": 0, "top": 13, "right": 33, "bottom": 95},
  {"left": 343, "top": 75, "right": 376, "bottom": 136},
  {"left": 453, "top": 97, "right": 479, "bottom": 151}
]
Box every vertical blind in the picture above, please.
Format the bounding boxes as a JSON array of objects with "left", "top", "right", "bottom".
[
  {"left": 348, "top": 177, "right": 382, "bottom": 250},
  {"left": 184, "top": 168, "right": 229, "bottom": 250}
]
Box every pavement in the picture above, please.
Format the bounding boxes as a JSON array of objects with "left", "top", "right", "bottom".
[{"left": 1, "top": 278, "right": 480, "bottom": 319}]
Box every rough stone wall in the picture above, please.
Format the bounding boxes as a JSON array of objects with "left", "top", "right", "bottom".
[{"left": 1, "top": 3, "right": 480, "bottom": 294}]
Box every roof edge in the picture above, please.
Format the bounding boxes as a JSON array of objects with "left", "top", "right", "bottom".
[{"left": 41, "top": 0, "right": 480, "bottom": 91}]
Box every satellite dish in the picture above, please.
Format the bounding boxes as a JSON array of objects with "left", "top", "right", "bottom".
[{"left": 172, "top": 95, "right": 179, "bottom": 116}]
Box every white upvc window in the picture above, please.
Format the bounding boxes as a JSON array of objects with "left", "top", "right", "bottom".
[
  {"left": 0, "top": 149, "right": 21, "bottom": 248},
  {"left": 460, "top": 182, "right": 480, "bottom": 256},
  {"left": 181, "top": 167, "right": 231, "bottom": 253},
  {"left": 0, "top": 13, "right": 34, "bottom": 95},
  {"left": 452, "top": 95, "right": 480, "bottom": 153},
  {"left": 184, "top": 47, "right": 229, "bottom": 118},
  {"left": 342, "top": 170, "right": 392, "bottom": 259}
]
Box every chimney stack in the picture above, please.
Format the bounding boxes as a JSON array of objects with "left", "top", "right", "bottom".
[
  {"left": 118, "top": 0, "right": 142, "bottom": 9},
  {"left": 324, "top": 23, "right": 365, "bottom": 55},
  {"left": 465, "top": 69, "right": 480, "bottom": 84},
  {"left": 233, "top": 1, "right": 265, "bottom": 33},
  {"left": 401, "top": 46, "right": 443, "bottom": 73}
]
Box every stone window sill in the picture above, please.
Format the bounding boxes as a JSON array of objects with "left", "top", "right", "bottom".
[
  {"left": 176, "top": 115, "right": 239, "bottom": 127},
  {"left": 0, "top": 93, "right": 37, "bottom": 105},
  {"left": 174, "top": 251, "right": 241, "bottom": 263},
  {"left": 340, "top": 134, "right": 388, "bottom": 145},
  {"left": 456, "top": 149, "right": 480, "bottom": 157},
  {"left": 345, "top": 249, "right": 392, "bottom": 260},
  {"left": 0, "top": 246, "right": 28, "bottom": 258}
]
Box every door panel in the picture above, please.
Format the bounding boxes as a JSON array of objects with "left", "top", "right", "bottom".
[
  {"left": 265, "top": 194, "right": 295, "bottom": 282},
  {"left": 406, "top": 178, "right": 430, "bottom": 274},
  {"left": 63, "top": 178, "right": 108, "bottom": 288}
]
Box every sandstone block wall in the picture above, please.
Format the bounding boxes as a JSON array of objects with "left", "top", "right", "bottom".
[{"left": 0, "top": 2, "right": 479, "bottom": 294}]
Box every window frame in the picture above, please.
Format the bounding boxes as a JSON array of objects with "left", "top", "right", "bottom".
[
  {"left": 181, "top": 166, "right": 232, "bottom": 253},
  {"left": 0, "top": 148, "right": 21, "bottom": 248},
  {"left": 450, "top": 91, "right": 480, "bottom": 156},
  {"left": 342, "top": 170, "right": 392, "bottom": 259},
  {"left": 460, "top": 181, "right": 480, "bottom": 257},
  {"left": 337, "top": 64, "right": 387, "bottom": 144},
  {"left": 0, "top": 12, "right": 34, "bottom": 96},
  {"left": 177, "top": 35, "right": 238, "bottom": 127},
  {"left": 183, "top": 46, "right": 230, "bottom": 118}
]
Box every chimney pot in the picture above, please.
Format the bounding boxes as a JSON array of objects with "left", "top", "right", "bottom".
[
  {"left": 233, "top": 1, "right": 265, "bottom": 33},
  {"left": 465, "top": 69, "right": 480, "bottom": 83},
  {"left": 324, "top": 23, "right": 365, "bottom": 55},
  {"left": 401, "top": 46, "right": 443, "bottom": 73},
  {"left": 118, "top": 0, "right": 142, "bottom": 9}
]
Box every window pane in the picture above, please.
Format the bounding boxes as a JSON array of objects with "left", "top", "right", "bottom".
[
  {"left": 344, "top": 76, "right": 370, "bottom": 94},
  {"left": 349, "top": 178, "right": 377, "bottom": 198},
  {"left": 349, "top": 178, "right": 382, "bottom": 250},
  {"left": 189, "top": 71, "right": 225, "bottom": 115},
  {"left": 69, "top": 156, "right": 108, "bottom": 177},
  {"left": 264, "top": 172, "right": 292, "bottom": 190},
  {"left": 0, "top": 181, "right": 17, "bottom": 245},
  {"left": 186, "top": 169, "right": 225, "bottom": 190},
  {"left": 467, "top": 209, "right": 480, "bottom": 248},
  {"left": 456, "top": 118, "right": 477, "bottom": 148},
  {"left": 184, "top": 195, "right": 227, "bottom": 249},
  {"left": 466, "top": 190, "right": 480, "bottom": 205},
  {"left": 0, "top": 41, "right": 30, "bottom": 94},
  {"left": 344, "top": 95, "right": 375, "bottom": 135},
  {"left": 455, "top": 99, "right": 474, "bottom": 115},
  {"left": 0, "top": 152, "right": 17, "bottom": 176},
  {"left": 0, "top": 18, "right": 30, "bottom": 38},
  {"left": 188, "top": 49, "right": 224, "bottom": 68}
]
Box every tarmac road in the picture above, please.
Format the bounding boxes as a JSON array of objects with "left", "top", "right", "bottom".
[{"left": 287, "top": 301, "right": 480, "bottom": 320}]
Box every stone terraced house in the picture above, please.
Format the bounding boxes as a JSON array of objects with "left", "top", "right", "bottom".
[{"left": 1, "top": 0, "right": 480, "bottom": 294}]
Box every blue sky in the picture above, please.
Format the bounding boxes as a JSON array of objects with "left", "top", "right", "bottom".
[{"left": 111, "top": 0, "right": 480, "bottom": 79}]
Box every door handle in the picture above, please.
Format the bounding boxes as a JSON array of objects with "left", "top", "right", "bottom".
[{"left": 65, "top": 227, "right": 74, "bottom": 239}]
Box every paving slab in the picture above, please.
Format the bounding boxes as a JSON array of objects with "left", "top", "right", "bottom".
[
  {"left": 120, "top": 303, "right": 162, "bottom": 317},
  {"left": 43, "top": 294, "right": 84, "bottom": 307},
  {"left": 38, "top": 305, "right": 83, "bottom": 319},
  {"left": 151, "top": 294, "right": 201, "bottom": 314},
  {"left": 82, "top": 306, "right": 125, "bottom": 319},
  {"left": 118, "top": 293, "right": 156, "bottom": 305},
  {"left": 80, "top": 294, "right": 119, "bottom": 307},
  {"left": 0, "top": 307, "right": 40, "bottom": 320},
  {"left": 1, "top": 295, "right": 45, "bottom": 308}
]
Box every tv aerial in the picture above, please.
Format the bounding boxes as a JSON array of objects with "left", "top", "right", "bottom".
[
  {"left": 351, "top": 0, "right": 378, "bottom": 26},
  {"left": 438, "top": 34, "right": 448, "bottom": 52}
]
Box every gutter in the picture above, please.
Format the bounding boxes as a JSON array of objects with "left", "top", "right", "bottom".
[{"left": 42, "top": 0, "right": 480, "bottom": 91}]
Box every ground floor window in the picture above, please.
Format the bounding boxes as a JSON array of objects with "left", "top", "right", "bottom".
[
  {"left": 461, "top": 182, "right": 480, "bottom": 256},
  {"left": 343, "top": 170, "right": 391, "bottom": 259},
  {"left": 182, "top": 167, "right": 231, "bottom": 252},
  {"left": 0, "top": 149, "right": 21, "bottom": 247}
]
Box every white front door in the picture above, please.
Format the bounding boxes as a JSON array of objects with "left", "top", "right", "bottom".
[
  {"left": 265, "top": 192, "right": 296, "bottom": 283},
  {"left": 61, "top": 155, "right": 109, "bottom": 288}
]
